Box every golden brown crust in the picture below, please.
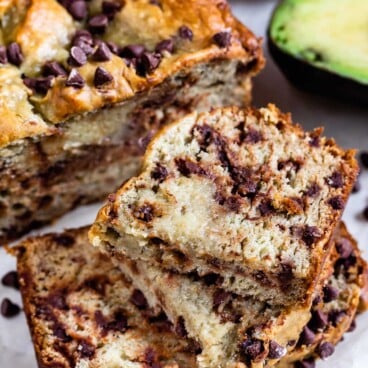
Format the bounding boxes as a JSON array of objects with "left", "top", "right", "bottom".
[{"left": 0, "top": 0, "right": 264, "bottom": 148}]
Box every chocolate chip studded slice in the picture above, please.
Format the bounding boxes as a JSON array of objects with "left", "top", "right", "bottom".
[
  {"left": 65, "top": 69, "right": 85, "bottom": 88},
  {"left": 213, "top": 31, "right": 232, "bottom": 48},
  {"left": 178, "top": 25, "right": 193, "bottom": 40},
  {"left": 88, "top": 14, "right": 109, "bottom": 34},
  {"left": 42, "top": 61, "right": 67, "bottom": 77},
  {"left": 67, "top": 0, "right": 88, "bottom": 21},
  {"left": 7, "top": 42, "right": 23, "bottom": 66},
  {"left": 68, "top": 46, "right": 87, "bottom": 67},
  {"left": 0, "top": 46, "right": 8, "bottom": 64},
  {"left": 94, "top": 66, "right": 113, "bottom": 87},
  {"left": 1, "top": 271, "right": 19, "bottom": 289},
  {"left": 1, "top": 298, "right": 21, "bottom": 318},
  {"left": 92, "top": 41, "right": 112, "bottom": 62}
]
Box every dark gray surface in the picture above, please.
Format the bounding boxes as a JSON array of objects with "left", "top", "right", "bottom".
[{"left": 231, "top": 0, "right": 368, "bottom": 149}]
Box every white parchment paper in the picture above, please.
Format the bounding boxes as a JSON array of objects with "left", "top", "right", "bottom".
[{"left": 1, "top": 1, "right": 368, "bottom": 367}]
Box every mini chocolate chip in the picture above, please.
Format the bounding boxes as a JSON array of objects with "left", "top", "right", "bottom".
[
  {"left": 240, "top": 339, "right": 264, "bottom": 360},
  {"left": 301, "top": 225, "right": 321, "bottom": 247},
  {"left": 106, "top": 41, "right": 120, "bottom": 55},
  {"left": 224, "top": 196, "right": 242, "bottom": 212},
  {"left": 298, "top": 326, "right": 315, "bottom": 346},
  {"left": 295, "top": 358, "right": 316, "bottom": 368},
  {"left": 42, "top": 61, "right": 67, "bottom": 77},
  {"left": 65, "top": 69, "right": 85, "bottom": 88},
  {"left": 23, "top": 76, "right": 53, "bottom": 94},
  {"left": 2, "top": 271, "right": 19, "bottom": 289},
  {"left": 68, "top": 46, "right": 87, "bottom": 66},
  {"left": 258, "top": 200, "right": 274, "bottom": 216},
  {"left": 336, "top": 238, "right": 353, "bottom": 259},
  {"left": 151, "top": 163, "right": 168, "bottom": 182},
  {"left": 102, "top": 1, "right": 123, "bottom": 20},
  {"left": 178, "top": 25, "right": 193, "bottom": 40},
  {"left": 213, "top": 289, "right": 232, "bottom": 308},
  {"left": 305, "top": 182, "right": 321, "bottom": 198},
  {"left": 88, "top": 14, "right": 109, "bottom": 34},
  {"left": 79, "top": 340, "right": 95, "bottom": 358},
  {"left": 1, "top": 298, "right": 21, "bottom": 318},
  {"left": 360, "top": 152, "right": 368, "bottom": 168},
  {"left": 130, "top": 289, "right": 148, "bottom": 310},
  {"left": 68, "top": 0, "right": 87, "bottom": 20},
  {"left": 347, "top": 319, "right": 356, "bottom": 332},
  {"left": 7, "top": 42, "right": 23, "bottom": 66},
  {"left": 133, "top": 204, "right": 154, "bottom": 222},
  {"left": 92, "top": 42, "right": 112, "bottom": 61},
  {"left": 243, "top": 128, "right": 263, "bottom": 144},
  {"left": 137, "top": 52, "right": 161, "bottom": 76},
  {"left": 175, "top": 316, "right": 187, "bottom": 337},
  {"left": 0, "top": 46, "right": 8, "bottom": 64},
  {"left": 308, "top": 310, "right": 328, "bottom": 332},
  {"left": 94, "top": 66, "right": 113, "bottom": 87},
  {"left": 175, "top": 158, "right": 206, "bottom": 177},
  {"left": 328, "top": 196, "right": 344, "bottom": 210},
  {"left": 155, "top": 38, "right": 174, "bottom": 54},
  {"left": 268, "top": 340, "right": 286, "bottom": 359},
  {"left": 213, "top": 31, "right": 231, "bottom": 48},
  {"left": 120, "top": 44, "right": 146, "bottom": 59},
  {"left": 53, "top": 234, "right": 75, "bottom": 247},
  {"left": 326, "top": 171, "right": 344, "bottom": 188},
  {"left": 363, "top": 206, "right": 368, "bottom": 220},
  {"left": 54, "top": 326, "right": 72, "bottom": 342},
  {"left": 48, "top": 293, "right": 68, "bottom": 310},
  {"left": 323, "top": 285, "right": 339, "bottom": 303},
  {"left": 316, "top": 342, "right": 335, "bottom": 359}
]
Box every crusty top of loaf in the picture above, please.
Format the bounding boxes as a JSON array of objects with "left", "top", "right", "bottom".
[
  {"left": 90, "top": 104, "right": 358, "bottom": 291},
  {"left": 0, "top": 0, "right": 263, "bottom": 148},
  {"left": 14, "top": 227, "right": 197, "bottom": 368}
]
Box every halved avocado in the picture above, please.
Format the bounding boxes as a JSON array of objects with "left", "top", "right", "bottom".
[{"left": 268, "top": 0, "right": 368, "bottom": 106}]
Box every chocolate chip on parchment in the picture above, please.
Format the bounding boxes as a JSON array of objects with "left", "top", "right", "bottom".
[
  {"left": 323, "top": 285, "right": 339, "bottom": 303},
  {"left": 130, "top": 289, "right": 148, "bottom": 310},
  {"left": 68, "top": 0, "right": 88, "bottom": 20},
  {"left": 1, "top": 298, "right": 21, "bottom": 318},
  {"left": 295, "top": 358, "right": 316, "bottom": 368},
  {"left": 2, "top": 271, "right": 19, "bottom": 289},
  {"left": 213, "top": 31, "right": 232, "bottom": 48},
  {"left": 0, "top": 46, "right": 8, "bottom": 64},
  {"left": 102, "top": 1, "right": 123, "bottom": 20},
  {"left": 43, "top": 61, "right": 67, "bottom": 77},
  {"left": 92, "top": 42, "right": 112, "bottom": 61},
  {"left": 178, "top": 25, "right": 193, "bottom": 41},
  {"left": 363, "top": 206, "right": 368, "bottom": 221},
  {"left": 7, "top": 42, "right": 23, "bottom": 66},
  {"left": 68, "top": 46, "right": 87, "bottom": 66},
  {"left": 155, "top": 39, "right": 174, "bottom": 54},
  {"left": 328, "top": 195, "right": 344, "bottom": 210},
  {"left": 65, "top": 69, "right": 85, "bottom": 88},
  {"left": 94, "top": 66, "right": 113, "bottom": 87},
  {"left": 268, "top": 340, "right": 286, "bottom": 359},
  {"left": 347, "top": 319, "right": 356, "bottom": 332},
  {"left": 23, "top": 76, "right": 53, "bottom": 94},
  {"left": 88, "top": 14, "right": 109, "bottom": 34},
  {"left": 298, "top": 326, "right": 315, "bottom": 346},
  {"left": 316, "top": 341, "right": 335, "bottom": 359}
]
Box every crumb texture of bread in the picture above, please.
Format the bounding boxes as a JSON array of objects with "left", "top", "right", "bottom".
[
  {"left": 16, "top": 227, "right": 198, "bottom": 368},
  {"left": 90, "top": 104, "right": 358, "bottom": 305}
]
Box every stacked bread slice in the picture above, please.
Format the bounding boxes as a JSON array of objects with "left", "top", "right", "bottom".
[{"left": 87, "top": 104, "right": 365, "bottom": 367}]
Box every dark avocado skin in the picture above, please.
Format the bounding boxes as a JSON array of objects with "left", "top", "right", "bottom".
[{"left": 267, "top": 31, "right": 368, "bottom": 107}]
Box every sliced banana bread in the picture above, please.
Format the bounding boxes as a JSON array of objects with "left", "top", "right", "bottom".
[{"left": 90, "top": 104, "right": 359, "bottom": 306}]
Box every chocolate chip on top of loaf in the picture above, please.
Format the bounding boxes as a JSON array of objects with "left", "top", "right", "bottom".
[{"left": 90, "top": 104, "right": 358, "bottom": 307}]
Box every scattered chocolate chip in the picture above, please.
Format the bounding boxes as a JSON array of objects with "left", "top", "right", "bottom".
[
  {"left": 42, "top": 61, "right": 67, "bottom": 77},
  {"left": 23, "top": 76, "right": 53, "bottom": 94},
  {"left": 102, "top": 1, "right": 123, "bottom": 19},
  {"left": 175, "top": 158, "right": 206, "bottom": 177},
  {"left": 68, "top": 46, "right": 87, "bottom": 66},
  {"left": 72, "top": 30, "right": 94, "bottom": 55},
  {"left": 48, "top": 293, "right": 68, "bottom": 310},
  {"left": 298, "top": 326, "right": 316, "bottom": 346},
  {"left": 326, "top": 171, "right": 344, "bottom": 188},
  {"left": 79, "top": 340, "right": 95, "bottom": 358},
  {"left": 258, "top": 200, "right": 274, "bottom": 216},
  {"left": 328, "top": 196, "right": 344, "bottom": 210},
  {"left": 120, "top": 44, "right": 146, "bottom": 59},
  {"left": 242, "top": 128, "right": 263, "bottom": 144},
  {"left": 155, "top": 38, "right": 174, "bottom": 54},
  {"left": 224, "top": 196, "right": 242, "bottom": 212},
  {"left": 54, "top": 326, "right": 72, "bottom": 342},
  {"left": 295, "top": 358, "right": 316, "bottom": 368},
  {"left": 130, "top": 289, "right": 148, "bottom": 310},
  {"left": 212, "top": 31, "right": 232, "bottom": 48},
  {"left": 240, "top": 339, "right": 264, "bottom": 360},
  {"left": 316, "top": 341, "right": 335, "bottom": 359},
  {"left": 133, "top": 204, "right": 154, "bottom": 222},
  {"left": 1, "top": 298, "right": 20, "bottom": 318},
  {"left": 347, "top": 319, "right": 356, "bottom": 332},
  {"left": 328, "top": 310, "right": 346, "bottom": 327},
  {"left": 106, "top": 41, "right": 120, "bottom": 55},
  {"left": 301, "top": 225, "right": 321, "bottom": 247},
  {"left": 360, "top": 152, "right": 368, "bottom": 169},
  {"left": 305, "top": 182, "right": 321, "bottom": 198},
  {"left": 178, "top": 25, "right": 193, "bottom": 40},
  {"left": 65, "top": 69, "right": 85, "bottom": 88},
  {"left": 175, "top": 316, "right": 187, "bottom": 337},
  {"left": 68, "top": 0, "right": 87, "bottom": 20},
  {"left": 213, "top": 289, "right": 232, "bottom": 308},
  {"left": 323, "top": 285, "right": 339, "bottom": 303},
  {"left": 88, "top": 14, "right": 109, "bottom": 34},
  {"left": 335, "top": 238, "right": 353, "bottom": 259},
  {"left": 92, "top": 42, "right": 112, "bottom": 61},
  {"left": 363, "top": 206, "right": 368, "bottom": 220},
  {"left": 352, "top": 180, "right": 361, "bottom": 193},
  {"left": 0, "top": 46, "right": 8, "bottom": 64},
  {"left": 7, "top": 42, "right": 23, "bottom": 66},
  {"left": 308, "top": 310, "right": 328, "bottom": 332},
  {"left": 53, "top": 234, "right": 75, "bottom": 247},
  {"left": 94, "top": 66, "right": 113, "bottom": 87},
  {"left": 137, "top": 51, "right": 161, "bottom": 76},
  {"left": 151, "top": 163, "right": 168, "bottom": 182},
  {"left": 268, "top": 340, "right": 286, "bottom": 359},
  {"left": 2, "top": 271, "right": 19, "bottom": 289}
]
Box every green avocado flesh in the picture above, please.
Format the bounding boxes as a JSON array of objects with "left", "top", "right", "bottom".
[{"left": 269, "top": 0, "right": 368, "bottom": 84}]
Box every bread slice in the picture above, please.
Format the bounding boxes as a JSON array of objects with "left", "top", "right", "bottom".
[
  {"left": 15, "top": 227, "right": 198, "bottom": 368},
  {"left": 0, "top": 0, "right": 264, "bottom": 243},
  {"left": 90, "top": 104, "right": 359, "bottom": 306},
  {"left": 114, "top": 222, "right": 367, "bottom": 368}
]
